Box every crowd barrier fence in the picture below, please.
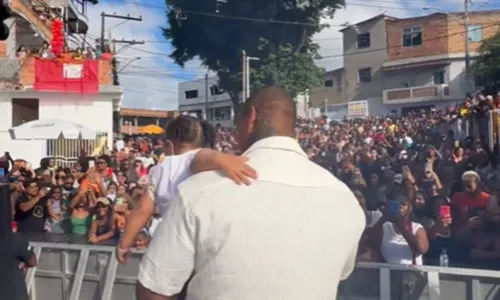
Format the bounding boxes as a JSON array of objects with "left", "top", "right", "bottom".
[
  {"left": 435, "top": 110, "right": 500, "bottom": 151},
  {"left": 27, "top": 241, "right": 500, "bottom": 300}
]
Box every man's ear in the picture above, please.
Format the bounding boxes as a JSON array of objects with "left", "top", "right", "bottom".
[{"left": 247, "top": 105, "right": 258, "bottom": 133}]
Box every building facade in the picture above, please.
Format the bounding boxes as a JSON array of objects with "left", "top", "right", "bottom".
[
  {"left": 309, "top": 67, "right": 347, "bottom": 108},
  {"left": 118, "top": 108, "right": 178, "bottom": 134},
  {"left": 382, "top": 11, "right": 500, "bottom": 111},
  {"left": 178, "top": 76, "right": 236, "bottom": 127},
  {"left": 0, "top": 1, "right": 122, "bottom": 165},
  {"left": 314, "top": 10, "right": 500, "bottom": 116},
  {"left": 341, "top": 14, "right": 396, "bottom": 102}
]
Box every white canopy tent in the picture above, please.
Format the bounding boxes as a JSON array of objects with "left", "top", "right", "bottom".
[{"left": 9, "top": 119, "right": 97, "bottom": 140}]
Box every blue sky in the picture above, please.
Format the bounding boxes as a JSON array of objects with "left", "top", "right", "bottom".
[{"left": 88, "top": 0, "right": 500, "bottom": 110}]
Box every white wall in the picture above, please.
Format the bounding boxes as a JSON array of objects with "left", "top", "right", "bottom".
[
  {"left": 0, "top": 91, "right": 115, "bottom": 167},
  {"left": 178, "top": 76, "right": 238, "bottom": 107},
  {"left": 448, "top": 60, "right": 469, "bottom": 98}
]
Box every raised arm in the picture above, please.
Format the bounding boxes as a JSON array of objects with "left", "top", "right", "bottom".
[{"left": 190, "top": 149, "right": 257, "bottom": 185}]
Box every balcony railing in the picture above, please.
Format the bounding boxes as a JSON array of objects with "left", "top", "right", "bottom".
[
  {"left": 383, "top": 84, "right": 450, "bottom": 104},
  {"left": 9, "top": 0, "right": 52, "bottom": 40},
  {"left": 18, "top": 57, "right": 113, "bottom": 87}
]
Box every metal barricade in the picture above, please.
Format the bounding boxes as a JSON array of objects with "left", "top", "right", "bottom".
[
  {"left": 28, "top": 242, "right": 142, "bottom": 300},
  {"left": 339, "top": 262, "right": 500, "bottom": 300},
  {"left": 27, "top": 242, "right": 500, "bottom": 300},
  {"left": 45, "top": 133, "right": 108, "bottom": 167}
]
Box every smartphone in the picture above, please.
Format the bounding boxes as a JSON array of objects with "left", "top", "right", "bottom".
[
  {"left": 44, "top": 187, "right": 51, "bottom": 193},
  {"left": 388, "top": 200, "right": 399, "bottom": 215},
  {"left": 88, "top": 160, "right": 95, "bottom": 169},
  {"left": 439, "top": 205, "right": 451, "bottom": 219}
]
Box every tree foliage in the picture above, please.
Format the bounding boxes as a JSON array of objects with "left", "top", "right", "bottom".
[
  {"left": 163, "top": 0, "right": 343, "bottom": 112},
  {"left": 251, "top": 41, "right": 324, "bottom": 98},
  {"left": 472, "top": 31, "right": 500, "bottom": 90}
]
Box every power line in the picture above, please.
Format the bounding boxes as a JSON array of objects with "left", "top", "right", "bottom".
[
  {"left": 321, "top": 21, "right": 500, "bottom": 59},
  {"left": 103, "top": 0, "right": 418, "bottom": 27},
  {"left": 126, "top": 21, "right": 500, "bottom": 62}
]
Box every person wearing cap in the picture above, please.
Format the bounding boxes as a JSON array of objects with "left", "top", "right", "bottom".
[
  {"left": 450, "top": 171, "right": 492, "bottom": 240},
  {"left": 88, "top": 197, "right": 115, "bottom": 244}
]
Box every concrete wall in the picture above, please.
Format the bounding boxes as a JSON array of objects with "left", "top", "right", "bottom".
[
  {"left": 0, "top": 91, "right": 116, "bottom": 165},
  {"left": 343, "top": 16, "right": 389, "bottom": 101}
]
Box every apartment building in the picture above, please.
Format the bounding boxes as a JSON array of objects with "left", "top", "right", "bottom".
[
  {"left": 309, "top": 67, "right": 346, "bottom": 107},
  {"left": 382, "top": 11, "right": 500, "bottom": 110},
  {"left": 178, "top": 76, "right": 235, "bottom": 127},
  {"left": 341, "top": 14, "right": 397, "bottom": 102}
]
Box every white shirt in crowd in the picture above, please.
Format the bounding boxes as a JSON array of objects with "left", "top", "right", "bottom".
[
  {"left": 366, "top": 210, "right": 383, "bottom": 227},
  {"left": 140, "top": 156, "right": 155, "bottom": 168},
  {"left": 138, "top": 136, "right": 365, "bottom": 300},
  {"left": 148, "top": 149, "right": 200, "bottom": 215},
  {"left": 380, "top": 221, "right": 424, "bottom": 265},
  {"left": 115, "top": 139, "right": 125, "bottom": 152}
]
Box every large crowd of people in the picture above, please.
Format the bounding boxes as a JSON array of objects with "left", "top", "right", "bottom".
[{"left": 3, "top": 91, "right": 500, "bottom": 272}]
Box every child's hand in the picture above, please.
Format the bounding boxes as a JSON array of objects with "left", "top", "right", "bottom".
[{"left": 216, "top": 153, "right": 257, "bottom": 185}]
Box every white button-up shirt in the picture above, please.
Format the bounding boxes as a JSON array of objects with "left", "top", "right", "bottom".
[{"left": 138, "top": 136, "right": 365, "bottom": 300}]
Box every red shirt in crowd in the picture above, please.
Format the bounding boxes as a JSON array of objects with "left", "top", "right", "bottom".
[{"left": 451, "top": 191, "right": 490, "bottom": 223}]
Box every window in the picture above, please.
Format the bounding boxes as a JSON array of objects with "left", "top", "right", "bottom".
[
  {"left": 357, "top": 33, "right": 370, "bottom": 48},
  {"left": 12, "top": 98, "right": 39, "bottom": 127},
  {"left": 210, "top": 85, "right": 223, "bottom": 95},
  {"left": 433, "top": 71, "right": 445, "bottom": 84},
  {"left": 402, "top": 26, "right": 422, "bottom": 47},
  {"left": 324, "top": 79, "right": 333, "bottom": 87},
  {"left": 468, "top": 25, "right": 482, "bottom": 42},
  {"left": 358, "top": 68, "right": 372, "bottom": 83},
  {"left": 185, "top": 89, "right": 198, "bottom": 99}
]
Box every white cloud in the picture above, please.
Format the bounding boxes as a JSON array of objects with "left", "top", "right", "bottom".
[{"left": 85, "top": 0, "right": 203, "bottom": 110}]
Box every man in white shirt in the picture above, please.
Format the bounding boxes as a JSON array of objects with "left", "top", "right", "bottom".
[{"left": 136, "top": 86, "right": 365, "bottom": 300}]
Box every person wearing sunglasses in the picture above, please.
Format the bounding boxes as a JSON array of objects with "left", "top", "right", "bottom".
[{"left": 88, "top": 198, "right": 115, "bottom": 244}]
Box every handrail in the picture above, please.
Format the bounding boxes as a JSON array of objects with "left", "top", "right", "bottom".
[
  {"left": 9, "top": 0, "right": 52, "bottom": 41},
  {"left": 26, "top": 240, "right": 500, "bottom": 300}
]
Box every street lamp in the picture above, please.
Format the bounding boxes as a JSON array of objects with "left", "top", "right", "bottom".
[
  {"left": 117, "top": 56, "right": 141, "bottom": 73},
  {"left": 422, "top": 5, "right": 472, "bottom": 92},
  {"left": 241, "top": 50, "right": 260, "bottom": 102}
]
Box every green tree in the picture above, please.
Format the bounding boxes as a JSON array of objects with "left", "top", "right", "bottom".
[
  {"left": 163, "top": 0, "right": 343, "bottom": 116},
  {"left": 472, "top": 31, "right": 500, "bottom": 90},
  {"left": 251, "top": 41, "right": 324, "bottom": 98}
]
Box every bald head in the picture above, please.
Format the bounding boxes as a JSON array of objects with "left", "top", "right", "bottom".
[
  {"left": 244, "top": 85, "right": 296, "bottom": 134},
  {"left": 237, "top": 86, "right": 296, "bottom": 150}
]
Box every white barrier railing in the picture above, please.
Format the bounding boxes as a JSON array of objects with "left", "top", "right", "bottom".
[{"left": 28, "top": 241, "right": 500, "bottom": 300}]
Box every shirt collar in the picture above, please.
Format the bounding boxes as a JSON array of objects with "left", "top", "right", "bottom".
[{"left": 242, "top": 136, "right": 307, "bottom": 158}]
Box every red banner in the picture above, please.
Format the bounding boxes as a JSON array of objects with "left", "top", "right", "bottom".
[{"left": 33, "top": 59, "right": 99, "bottom": 94}]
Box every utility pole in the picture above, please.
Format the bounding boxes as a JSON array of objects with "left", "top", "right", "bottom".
[
  {"left": 463, "top": 0, "right": 471, "bottom": 92},
  {"left": 241, "top": 50, "right": 247, "bottom": 102},
  {"left": 100, "top": 12, "right": 142, "bottom": 50},
  {"left": 100, "top": 12, "right": 144, "bottom": 86},
  {"left": 111, "top": 39, "right": 145, "bottom": 86},
  {"left": 205, "top": 73, "right": 209, "bottom": 121}
]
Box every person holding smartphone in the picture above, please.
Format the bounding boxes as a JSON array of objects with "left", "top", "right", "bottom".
[{"left": 370, "top": 194, "right": 429, "bottom": 265}]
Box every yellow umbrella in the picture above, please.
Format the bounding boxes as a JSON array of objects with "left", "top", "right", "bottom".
[{"left": 138, "top": 124, "right": 164, "bottom": 134}]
